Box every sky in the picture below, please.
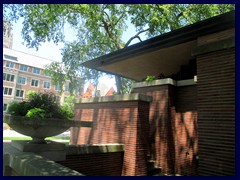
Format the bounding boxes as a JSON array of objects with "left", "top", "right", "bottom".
[{"left": 10, "top": 16, "right": 144, "bottom": 92}]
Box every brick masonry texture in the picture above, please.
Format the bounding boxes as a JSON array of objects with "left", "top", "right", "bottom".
[
  {"left": 71, "top": 100, "right": 150, "bottom": 176},
  {"left": 133, "top": 84, "right": 198, "bottom": 175},
  {"left": 197, "top": 48, "right": 235, "bottom": 175},
  {"left": 57, "top": 152, "right": 124, "bottom": 176},
  {"left": 69, "top": 46, "right": 234, "bottom": 176}
]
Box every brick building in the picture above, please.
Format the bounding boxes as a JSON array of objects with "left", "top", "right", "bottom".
[
  {"left": 3, "top": 48, "right": 84, "bottom": 114},
  {"left": 3, "top": 22, "right": 83, "bottom": 114},
  {"left": 70, "top": 11, "right": 235, "bottom": 176}
]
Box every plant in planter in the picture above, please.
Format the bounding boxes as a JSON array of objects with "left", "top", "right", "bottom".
[{"left": 4, "top": 91, "right": 80, "bottom": 144}]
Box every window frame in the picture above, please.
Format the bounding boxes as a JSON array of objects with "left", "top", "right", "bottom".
[
  {"left": 5, "top": 61, "right": 15, "bottom": 68},
  {"left": 20, "top": 64, "right": 28, "bottom": 72},
  {"left": 54, "top": 85, "right": 60, "bottom": 91},
  {"left": 31, "top": 79, "right": 39, "bottom": 87},
  {"left": 3, "top": 104, "right": 8, "bottom": 112},
  {"left": 17, "top": 76, "right": 26, "bottom": 85},
  {"left": 3, "top": 73, "right": 15, "bottom": 82},
  {"left": 15, "top": 89, "right": 24, "bottom": 98},
  {"left": 43, "top": 81, "right": 51, "bottom": 89},
  {"left": 3, "top": 87, "right": 13, "bottom": 96},
  {"left": 32, "top": 67, "right": 41, "bottom": 74}
]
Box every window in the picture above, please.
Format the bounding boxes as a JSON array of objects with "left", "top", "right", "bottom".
[
  {"left": 31, "top": 79, "right": 39, "bottom": 87},
  {"left": 4, "top": 54, "right": 18, "bottom": 61},
  {"left": 3, "top": 87, "right": 13, "bottom": 96},
  {"left": 3, "top": 104, "right": 8, "bottom": 111},
  {"left": 20, "top": 65, "right": 28, "bottom": 72},
  {"left": 3, "top": 73, "right": 14, "bottom": 82},
  {"left": 55, "top": 85, "right": 60, "bottom": 91},
  {"left": 32, "top": 68, "right": 41, "bottom": 74},
  {"left": 17, "top": 77, "right": 26, "bottom": 85},
  {"left": 5, "top": 61, "right": 14, "bottom": 68},
  {"left": 43, "top": 82, "right": 51, "bottom": 89},
  {"left": 16, "top": 89, "right": 24, "bottom": 98}
]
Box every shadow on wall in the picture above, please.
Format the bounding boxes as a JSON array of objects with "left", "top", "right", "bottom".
[{"left": 70, "top": 101, "right": 150, "bottom": 176}]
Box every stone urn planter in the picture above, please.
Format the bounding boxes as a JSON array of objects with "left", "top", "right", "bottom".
[{"left": 4, "top": 114, "right": 81, "bottom": 144}]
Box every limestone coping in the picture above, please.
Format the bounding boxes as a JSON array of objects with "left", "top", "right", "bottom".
[
  {"left": 3, "top": 142, "right": 83, "bottom": 176},
  {"left": 74, "top": 93, "right": 153, "bottom": 104},
  {"left": 66, "top": 143, "right": 124, "bottom": 155},
  {"left": 133, "top": 77, "right": 197, "bottom": 89}
]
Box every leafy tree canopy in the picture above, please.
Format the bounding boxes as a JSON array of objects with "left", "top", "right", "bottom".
[{"left": 3, "top": 4, "right": 235, "bottom": 94}]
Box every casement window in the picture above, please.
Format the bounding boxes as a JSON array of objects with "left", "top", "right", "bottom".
[
  {"left": 31, "top": 79, "right": 39, "bottom": 87},
  {"left": 5, "top": 61, "right": 14, "bottom": 68},
  {"left": 3, "top": 104, "right": 8, "bottom": 111},
  {"left": 43, "top": 81, "right": 51, "bottom": 89},
  {"left": 3, "top": 87, "right": 13, "bottom": 96},
  {"left": 3, "top": 73, "right": 14, "bottom": 82},
  {"left": 32, "top": 68, "right": 41, "bottom": 74},
  {"left": 20, "top": 65, "right": 28, "bottom": 72},
  {"left": 55, "top": 85, "right": 60, "bottom": 91},
  {"left": 16, "top": 89, "right": 24, "bottom": 98},
  {"left": 17, "top": 76, "right": 26, "bottom": 85}
]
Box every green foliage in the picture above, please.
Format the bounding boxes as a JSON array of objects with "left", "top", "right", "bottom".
[
  {"left": 26, "top": 90, "right": 38, "bottom": 99},
  {"left": 7, "top": 101, "right": 31, "bottom": 116},
  {"left": 7, "top": 92, "right": 74, "bottom": 120},
  {"left": 145, "top": 75, "right": 156, "bottom": 82},
  {"left": 26, "top": 108, "right": 46, "bottom": 118},
  {"left": 3, "top": 4, "right": 235, "bottom": 94}
]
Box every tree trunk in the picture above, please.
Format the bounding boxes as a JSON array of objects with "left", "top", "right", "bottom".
[{"left": 115, "top": 75, "right": 123, "bottom": 94}]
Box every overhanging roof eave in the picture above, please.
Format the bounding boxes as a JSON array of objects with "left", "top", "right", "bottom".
[{"left": 82, "top": 11, "right": 235, "bottom": 70}]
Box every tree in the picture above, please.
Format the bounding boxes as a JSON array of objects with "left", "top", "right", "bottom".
[{"left": 3, "top": 4, "right": 235, "bottom": 94}]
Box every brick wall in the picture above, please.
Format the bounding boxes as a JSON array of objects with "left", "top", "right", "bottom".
[
  {"left": 173, "top": 85, "right": 198, "bottom": 175},
  {"left": 133, "top": 85, "right": 171, "bottom": 174},
  {"left": 57, "top": 152, "right": 124, "bottom": 176},
  {"left": 71, "top": 99, "right": 150, "bottom": 176},
  {"left": 197, "top": 48, "right": 235, "bottom": 175},
  {"left": 133, "top": 84, "right": 198, "bottom": 175}
]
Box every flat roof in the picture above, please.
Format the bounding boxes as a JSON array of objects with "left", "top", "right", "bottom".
[
  {"left": 3, "top": 48, "right": 57, "bottom": 69},
  {"left": 82, "top": 11, "right": 235, "bottom": 81}
]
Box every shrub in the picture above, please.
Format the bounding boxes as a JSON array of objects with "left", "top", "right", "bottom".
[
  {"left": 7, "top": 92, "right": 74, "bottom": 120},
  {"left": 26, "top": 108, "right": 46, "bottom": 118}
]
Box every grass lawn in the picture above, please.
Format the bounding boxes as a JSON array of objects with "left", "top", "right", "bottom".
[{"left": 3, "top": 136, "right": 70, "bottom": 144}]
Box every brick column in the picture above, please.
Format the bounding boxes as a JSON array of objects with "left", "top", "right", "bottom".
[{"left": 71, "top": 94, "right": 152, "bottom": 176}]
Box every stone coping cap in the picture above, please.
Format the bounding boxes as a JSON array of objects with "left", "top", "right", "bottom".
[
  {"left": 66, "top": 143, "right": 124, "bottom": 155},
  {"left": 133, "top": 78, "right": 197, "bottom": 88},
  {"left": 74, "top": 93, "right": 153, "bottom": 104},
  {"left": 3, "top": 142, "right": 83, "bottom": 176}
]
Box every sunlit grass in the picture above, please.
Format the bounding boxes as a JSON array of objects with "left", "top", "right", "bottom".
[{"left": 3, "top": 136, "right": 70, "bottom": 145}]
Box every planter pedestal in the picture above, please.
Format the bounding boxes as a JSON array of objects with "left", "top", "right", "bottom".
[{"left": 11, "top": 140, "right": 66, "bottom": 161}]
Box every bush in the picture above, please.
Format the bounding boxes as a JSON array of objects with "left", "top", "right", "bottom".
[
  {"left": 26, "top": 108, "right": 46, "bottom": 118},
  {"left": 7, "top": 92, "right": 74, "bottom": 120},
  {"left": 7, "top": 101, "right": 31, "bottom": 116}
]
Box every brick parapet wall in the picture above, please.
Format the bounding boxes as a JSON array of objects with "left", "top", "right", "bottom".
[
  {"left": 71, "top": 97, "right": 151, "bottom": 176},
  {"left": 133, "top": 84, "right": 198, "bottom": 175}
]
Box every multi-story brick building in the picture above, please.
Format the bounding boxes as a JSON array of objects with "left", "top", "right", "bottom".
[
  {"left": 3, "top": 21, "right": 83, "bottom": 114},
  {"left": 3, "top": 47, "right": 83, "bottom": 113}
]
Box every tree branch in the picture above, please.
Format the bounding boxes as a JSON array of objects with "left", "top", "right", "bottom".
[
  {"left": 124, "top": 28, "right": 150, "bottom": 47},
  {"left": 112, "top": 11, "right": 126, "bottom": 27}
]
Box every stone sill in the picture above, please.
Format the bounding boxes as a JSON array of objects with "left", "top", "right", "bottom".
[
  {"left": 3, "top": 142, "right": 83, "bottom": 176},
  {"left": 133, "top": 77, "right": 197, "bottom": 89},
  {"left": 66, "top": 143, "right": 124, "bottom": 155},
  {"left": 75, "top": 93, "right": 153, "bottom": 104}
]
